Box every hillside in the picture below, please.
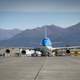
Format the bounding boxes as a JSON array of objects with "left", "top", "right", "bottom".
[
  {"left": 0, "top": 23, "right": 80, "bottom": 47},
  {"left": 0, "top": 28, "right": 22, "bottom": 40}
]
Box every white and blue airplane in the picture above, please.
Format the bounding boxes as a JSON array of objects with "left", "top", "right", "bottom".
[
  {"left": 35, "top": 27, "right": 80, "bottom": 56},
  {"left": 20, "top": 27, "right": 80, "bottom": 56}
]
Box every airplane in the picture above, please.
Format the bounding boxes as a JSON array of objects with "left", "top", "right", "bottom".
[
  {"left": 31, "top": 27, "right": 80, "bottom": 57},
  {"left": 20, "top": 27, "right": 80, "bottom": 57}
]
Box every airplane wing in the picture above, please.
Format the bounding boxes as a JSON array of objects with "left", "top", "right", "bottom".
[{"left": 51, "top": 46, "right": 80, "bottom": 50}]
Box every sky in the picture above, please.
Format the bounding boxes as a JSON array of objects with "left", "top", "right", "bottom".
[{"left": 0, "top": 0, "right": 80, "bottom": 29}]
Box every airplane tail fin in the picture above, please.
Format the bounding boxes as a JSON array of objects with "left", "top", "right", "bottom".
[{"left": 40, "top": 26, "right": 52, "bottom": 48}]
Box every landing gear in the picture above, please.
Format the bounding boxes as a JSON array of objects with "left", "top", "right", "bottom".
[{"left": 31, "top": 53, "right": 38, "bottom": 57}]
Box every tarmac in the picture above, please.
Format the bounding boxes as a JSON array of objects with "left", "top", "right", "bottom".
[{"left": 0, "top": 56, "right": 80, "bottom": 80}]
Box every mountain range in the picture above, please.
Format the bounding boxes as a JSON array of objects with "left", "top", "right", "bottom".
[
  {"left": 0, "top": 23, "right": 80, "bottom": 47},
  {"left": 0, "top": 28, "right": 21, "bottom": 40}
]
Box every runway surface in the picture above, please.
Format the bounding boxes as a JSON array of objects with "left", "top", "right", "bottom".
[{"left": 0, "top": 56, "right": 80, "bottom": 80}]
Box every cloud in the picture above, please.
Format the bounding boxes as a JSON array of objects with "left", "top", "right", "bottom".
[{"left": 0, "top": 0, "right": 80, "bottom": 12}]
